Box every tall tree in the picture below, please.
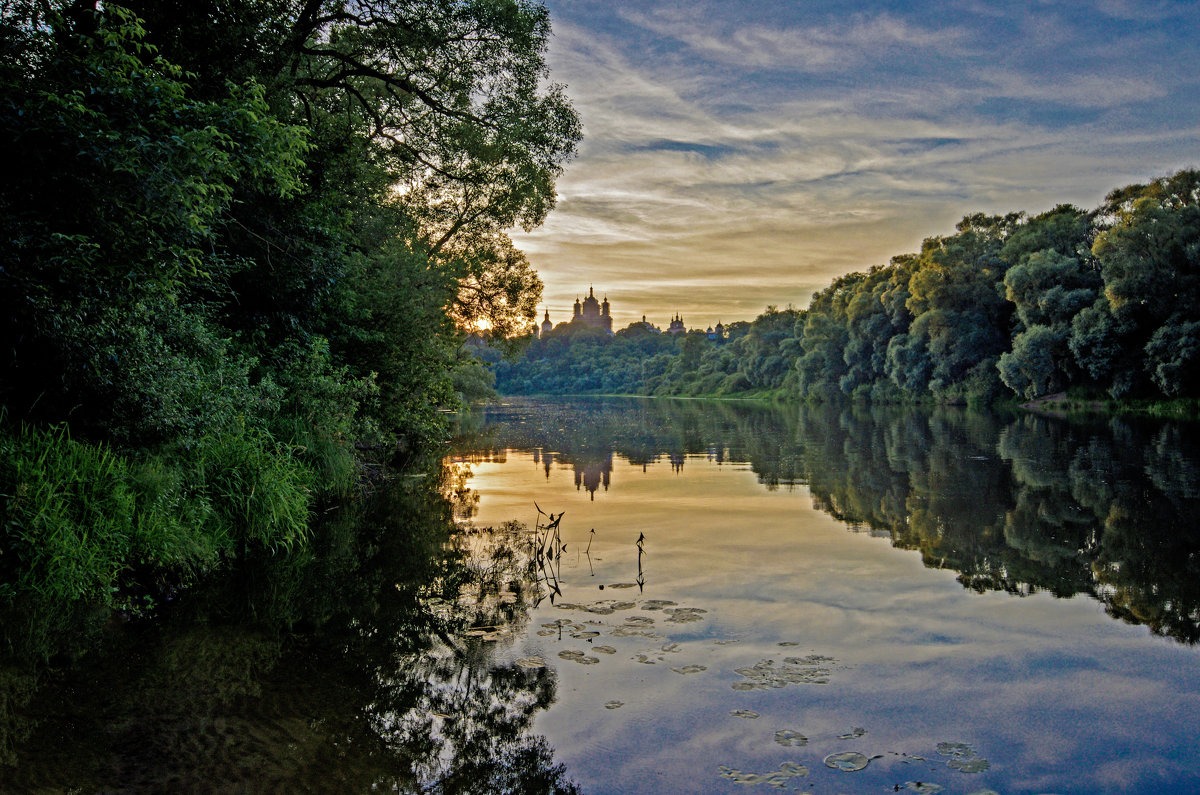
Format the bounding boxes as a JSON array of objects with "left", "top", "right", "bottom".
[
  {"left": 1080, "top": 170, "right": 1200, "bottom": 397},
  {"left": 997, "top": 205, "right": 1098, "bottom": 399}
]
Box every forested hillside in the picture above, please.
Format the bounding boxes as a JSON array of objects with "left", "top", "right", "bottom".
[
  {"left": 0, "top": 0, "right": 578, "bottom": 649},
  {"left": 495, "top": 169, "right": 1200, "bottom": 406}
]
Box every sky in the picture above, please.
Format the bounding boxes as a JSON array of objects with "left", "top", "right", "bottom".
[{"left": 510, "top": 0, "right": 1200, "bottom": 331}]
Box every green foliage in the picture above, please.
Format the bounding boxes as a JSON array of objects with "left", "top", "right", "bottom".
[
  {"left": 267, "top": 338, "right": 377, "bottom": 496},
  {"left": 0, "top": 419, "right": 315, "bottom": 631},
  {"left": 0, "top": 0, "right": 577, "bottom": 646},
  {"left": 999, "top": 325, "right": 1070, "bottom": 399},
  {"left": 1, "top": 424, "right": 139, "bottom": 606},
  {"left": 195, "top": 427, "right": 312, "bottom": 556},
  {"left": 452, "top": 354, "right": 500, "bottom": 404},
  {"left": 1145, "top": 320, "right": 1200, "bottom": 397},
  {"left": 494, "top": 170, "right": 1200, "bottom": 406}
]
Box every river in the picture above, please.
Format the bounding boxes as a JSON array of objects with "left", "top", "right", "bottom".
[{"left": 2, "top": 397, "right": 1198, "bottom": 793}]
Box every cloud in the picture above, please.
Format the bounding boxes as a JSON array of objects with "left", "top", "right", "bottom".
[
  {"left": 620, "top": 8, "right": 969, "bottom": 71},
  {"left": 1089, "top": 0, "right": 1193, "bottom": 21},
  {"left": 523, "top": 2, "right": 1200, "bottom": 328},
  {"left": 975, "top": 69, "right": 1168, "bottom": 109}
]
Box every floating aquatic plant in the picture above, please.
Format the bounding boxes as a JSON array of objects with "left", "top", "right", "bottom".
[
  {"left": 823, "top": 751, "right": 872, "bottom": 772},
  {"left": 671, "top": 664, "right": 707, "bottom": 675},
  {"left": 664, "top": 607, "right": 707, "bottom": 623},
  {"left": 557, "top": 599, "right": 636, "bottom": 615},
  {"left": 612, "top": 625, "right": 660, "bottom": 639},
  {"left": 937, "top": 742, "right": 990, "bottom": 773},
  {"left": 732, "top": 655, "right": 838, "bottom": 690},
  {"left": 718, "top": 761, "right": 808, "bottom": 787},
  {"left": 557, "top": 649, "right": 599, "bottom": 665},
  {"left": 773, "top": 729, "right": 808, "bottom": 747}
]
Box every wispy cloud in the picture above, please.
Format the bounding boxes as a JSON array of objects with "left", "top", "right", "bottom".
[
  {"left": 621, "top": 8, "right": 969, "bottom": 71},
  {"left": 975, "top": 69, "right": 1167, "bottom": 109}
]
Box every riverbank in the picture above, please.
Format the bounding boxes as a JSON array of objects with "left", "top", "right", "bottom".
[{"left": 1020, "top": 392, "right": 1200, "bottom": 419}]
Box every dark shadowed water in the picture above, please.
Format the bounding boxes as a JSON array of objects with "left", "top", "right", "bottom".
[{"left": 3, "top": 397, "right": 1199, "bottom": 793}]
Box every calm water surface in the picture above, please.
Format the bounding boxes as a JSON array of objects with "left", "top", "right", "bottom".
[
  {"left": 3, "top": 397, "right": 1198, "bottom": 793},
  {"left": 450, "top": 398, "right": 1200, "bottom": 794}
]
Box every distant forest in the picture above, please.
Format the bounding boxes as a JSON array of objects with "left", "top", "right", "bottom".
[{"left": 491, "top": 168, "right": 1200, "bottom": 406}]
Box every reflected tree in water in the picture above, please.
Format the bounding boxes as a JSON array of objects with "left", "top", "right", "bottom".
[
  {"left": 2, "top": 470, "right": 579, "bottom": 793},
  {"left": 455, "top": 398, "right": 1200, "bottom": 644}
]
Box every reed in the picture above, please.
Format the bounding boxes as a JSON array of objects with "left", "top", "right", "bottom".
[
  {"left": 194, "top": 426, "right": 313, "bottom": 558},
  {"left": 0, "top": 423, "right": 137, "bottom": 605}
]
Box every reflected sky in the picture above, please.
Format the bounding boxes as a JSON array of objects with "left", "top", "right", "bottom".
[{"left": 456, "top": 415, "right": 1200, "bottom": 793}]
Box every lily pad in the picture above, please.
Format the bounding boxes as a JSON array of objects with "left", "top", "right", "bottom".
[
  {"left": 718, "top": 762, "right": 808, "bottom": 787},
  {"left": 774, "top": 729, "right": 808, "bottom": 747},
  {"left": 612, "top": 626, "right": 660, "bottom": 638},
  {"left": 949, "top": 757, "right": 990, "bottom": 773},
  {"left": 557, "top": 649, "right": 600, "bottom": 665},
  {"left": 665, "top": 607, "right": 708, "bottom": 623},
  {"left": 937, "top": 741, "right": 989, "bottom": 773},
  {"left": 671, "top": 664, "right": 707, "bottom": 675},
  {"left": 732, "top": 655, "right": 838, "bottom": 690},
  {"left": 823, "top": 751, "right": 871, "bottom": 772}
]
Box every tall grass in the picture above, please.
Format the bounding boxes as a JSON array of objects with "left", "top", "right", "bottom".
[
  {"left": 276, "top": 416, "right": 359, "bottom": 499},
  {"left": 1, "top": 423, "right": 138, "bottom": 605},
  {"left": 195, "top": 427, "right": 313, "bottom": 557},
  {"left": 1, "top": 420, "right": 315, "bottom": 658}
]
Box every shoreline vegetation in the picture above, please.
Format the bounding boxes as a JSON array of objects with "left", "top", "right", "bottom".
[
  {"left": 490, "top": 168, "right": 1200, "bottom": 416},
  {"left": 0, "top": 1, "right": 579, "bottom": 661},
  {"left": 480, "top": 390, "right": 1200, "bottom": 419}
]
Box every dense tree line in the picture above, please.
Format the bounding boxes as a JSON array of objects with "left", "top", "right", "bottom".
[
  {"left": 0, "top": 0, "right": 578, "bottom": 651},
  {"left": 496, "top": 169, "right": 1200, "bottom": 406}
]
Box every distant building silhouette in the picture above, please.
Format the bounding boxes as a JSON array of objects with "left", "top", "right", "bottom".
[
  {"left": 573, "top": 286, "right": 613, "bottom": 333},
  {"left": 633, "top": 315, "right": 661, "bottom": 334},
  {"left": 540, "top": 286, "right": 614, "bottom": 336},
  {"left": 537, "top": 292, "right": 723, "bottom": 340}
]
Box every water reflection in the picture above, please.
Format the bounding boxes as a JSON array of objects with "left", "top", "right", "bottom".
[
  {"left": 2, "top": 474, "right": 580, "bottom": 793},
  {"left": 455, "top": 398, "right": 1200, "bottom": 645}
]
